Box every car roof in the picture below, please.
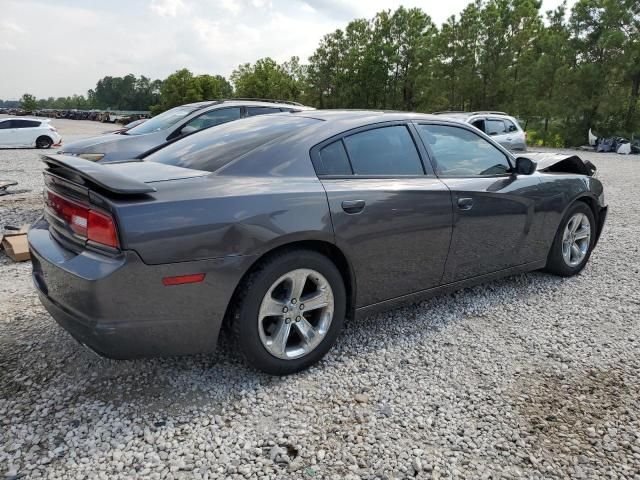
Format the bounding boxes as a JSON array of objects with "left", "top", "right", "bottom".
[
  {"left": 0, "top": 117, "right": 46, "bottom": 122},
  {"left": 293, "top": 109, "right": 444, "bottom": 122},
  {"left": 184, "top": 99, "right": 314, "bottom": 111},
  {"left": 432, "top": 111, "right": 513, "bottom": 120}
]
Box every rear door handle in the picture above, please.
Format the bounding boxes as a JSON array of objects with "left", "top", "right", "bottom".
[
  {"left": 341, "top": 200, "right": 366, "bottom": 214},
  {"left": 457, "top": 197, "right": 474, "bottom": 210}
]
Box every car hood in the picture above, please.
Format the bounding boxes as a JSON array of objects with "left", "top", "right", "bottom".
[{"left": 522, "top": 152, "right": 597, "bottom": 177}]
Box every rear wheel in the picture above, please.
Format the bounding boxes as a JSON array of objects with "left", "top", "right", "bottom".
[
  {"left": 545, "top": 202, "right": 595, "bottom": 276},
  {"left": 230, "top": 250, "right": 346, "bottom": 375},
  {"left": 35, "top": 136, "right": 53, "bottom": 149}
]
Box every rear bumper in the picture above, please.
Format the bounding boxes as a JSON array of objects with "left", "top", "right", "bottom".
[{"left": 29, "top": 217, "right": 255, "bottom": 359}]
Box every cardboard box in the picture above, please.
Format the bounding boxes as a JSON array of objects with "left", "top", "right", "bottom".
[{"left": 1, "top": 225, "right": 31, "bottom": 262}]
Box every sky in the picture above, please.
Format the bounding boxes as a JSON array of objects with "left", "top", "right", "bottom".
[{"left": 0, "top": 0, "right": 575, "bottom": 100}]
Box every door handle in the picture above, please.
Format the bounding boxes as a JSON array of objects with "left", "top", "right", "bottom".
[
  {"left": 341, "top": 200, "right": 366, "bottom": 214},
  {"left": 457, "top": 197, "right": 474, "bottom": 210}
]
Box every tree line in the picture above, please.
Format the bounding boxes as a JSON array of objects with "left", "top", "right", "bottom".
[{"left": 4, "top": 0, "right": 638, "bottom": 146}]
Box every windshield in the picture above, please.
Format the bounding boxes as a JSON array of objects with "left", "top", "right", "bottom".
[
  {"left": 126, "top": 106, "right": 198, "bottom": 135},
  {"left": 145, "top": 114, "right": 320, "bottom": 172}
]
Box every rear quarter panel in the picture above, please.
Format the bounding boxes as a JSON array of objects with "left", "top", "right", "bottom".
[{"left": 111, "top": 174, "right": 333, "bottom": 265}]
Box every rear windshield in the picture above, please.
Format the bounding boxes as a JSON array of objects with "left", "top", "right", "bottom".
[
  {"left": 145, "top": 114, "right": 320, "bottom": 172},
  {"left": 126, "top": 106, "right": 199, "bottom": 135}
]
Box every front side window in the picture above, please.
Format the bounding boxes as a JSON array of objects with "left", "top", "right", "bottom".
[
  {"left": 416, "top": 124, "right": 511, "bottom": 176},
  {"left": 246, "top": 107, "right": 282, "bottom": 116},
  {"left": 486, "top": 119, "right": 506, "bottom": 136},
  {"left": 180, "top": 107, "right": 241, "bottom": 134},
  {"left": 0, "top": 120, "right": 12, "bottom": 129},
  {"left": 126, "top": 106, "right": 199, "bottom": 135},
  {"left": 343, "top": 125, "right": 423, "bottom": 175}
]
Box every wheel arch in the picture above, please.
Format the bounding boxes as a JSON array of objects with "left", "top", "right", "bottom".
[{"left": 223, "top": 239, "right": 357, "bottom": 328}]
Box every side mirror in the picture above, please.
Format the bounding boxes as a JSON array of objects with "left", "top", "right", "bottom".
[{"left": 514, "top": 156, "right": 537, "bottom": 175}]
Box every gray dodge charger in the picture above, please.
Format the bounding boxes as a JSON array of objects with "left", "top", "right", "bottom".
[{"left": 29, "top": 111, "right": 607, "bottom": 374}]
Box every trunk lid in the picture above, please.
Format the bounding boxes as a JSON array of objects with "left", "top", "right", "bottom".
[{"left": 41, "top": 155, "right": 208, "bottom": 254}]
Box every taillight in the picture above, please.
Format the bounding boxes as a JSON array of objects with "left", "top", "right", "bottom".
[
  {"left": 87, "top": 210, "right": 119, "bottom": 248},
  {"left": 45, "top": 190, "right": 119, "bottom": 249}
]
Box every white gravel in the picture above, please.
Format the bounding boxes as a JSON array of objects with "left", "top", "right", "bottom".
[{"left": 1, "top": 120, "right": 639, "bottom": 479}]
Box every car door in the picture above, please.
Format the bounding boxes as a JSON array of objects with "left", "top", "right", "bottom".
[
  {"left": 485, "top": 118, "right": 511, "bottom": 149},
  {"left": 503, "top": 118, "right": 526, "bottom": 151},
  {"left": 15, "top": 120, "right": 40, "bottom": 146},
  {"left": 0, "top": 120, "right": 15, "bottom": 146},
  {"left": 312, "top": 122, "right": 453, "bottom": 307},
  {"left": 414, "top": 122, "right": 544, "bottom": 283}
]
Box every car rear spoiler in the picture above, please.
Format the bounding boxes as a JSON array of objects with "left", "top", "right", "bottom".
[{"left": 41, "top": 154, "right": 156, "bottom": 194}]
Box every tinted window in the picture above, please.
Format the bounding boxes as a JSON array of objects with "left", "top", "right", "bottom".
[
  {"left": 12, "top": 120, "right": 40, "bottom": 128},
  {"left": 417, "top": 124, "right": 511, "bottom": 176},
  {"left": 246, "top": 107, "right": 282, "bottom": 116},
  {"left": 146, "top": 115, "right": 320, "bottom": 172},
  {"left": 504, "top": 119, "right": 518, "bottom": 132},
  {"left": 127, "top": 105, "right": 198, "bottom": 135},
  {"left": 0, "top": 120, "right": 11, "bottom": 129},
  {"left": 180, "top": 107, "right": 241, "bottom": 134},
  {"left": 343, "top": 126, "right": 423, "bottom": 175},
  {"left": 486, "top": 119, "right": 506, "bottom": 136},
  {"left": 317, "top": 140, "right": 352, "bottom": 175}
]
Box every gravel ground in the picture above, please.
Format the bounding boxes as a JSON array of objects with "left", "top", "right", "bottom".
[{"left": 1, "top": 121, "right": 639, "bottom": 480}]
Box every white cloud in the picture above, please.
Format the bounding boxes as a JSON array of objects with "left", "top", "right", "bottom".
[
  {"left": 0, "top": 0, "right": 577, "bottom": 99},
  {"left": 0, "top": 41, "right": 17, "bottom": 51},
  {"left": 149, "top": 0, "right": 188, "bottom": 17},
  {"left": 1, "top": 20, "right": 25, "bottom": 34}
]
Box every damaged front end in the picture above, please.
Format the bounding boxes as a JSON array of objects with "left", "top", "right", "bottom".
[{"left": 517, "top": 152, "right": 597, "bottom": 177}]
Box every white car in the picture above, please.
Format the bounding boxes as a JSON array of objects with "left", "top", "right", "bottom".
[
  {"left": 433, "top": 111, "right": 527, "bottom": 151},
  {"left": 0, "top": 117, "right": 62, "bottom": 149}
]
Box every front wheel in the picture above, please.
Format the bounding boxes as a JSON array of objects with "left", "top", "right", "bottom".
[
  {"left": 545, "top": 202, "right": 596, "bottom": 276},
  {"left": 230, "top": 250, "right": 346, "bottom": 375}
]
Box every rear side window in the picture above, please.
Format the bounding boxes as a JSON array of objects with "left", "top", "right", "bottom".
[
  {"left": 504, "top": 119, "right": 518, "bottom": 132},
  {"left": 146, "top": 115, "right": 320, "bottom": 172},
  {"left": 13, "top": 120, "right": 40, "bottom": 128},
  {"left": 246, "top": 107, "right": 282, "bottom": 116},
  {"left": 343, "top": 126, "right": 423, "bottom": 175},
  {"left": 318, "top": 141, "right": 352, "bottom": 175},
  {"left": 486, "top": 119, "right": 506, "bottom": 136},
  {"left": 0, "top": 121, "right": 11, "bottom": 129}
]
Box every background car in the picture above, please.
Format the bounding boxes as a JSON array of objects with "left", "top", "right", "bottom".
[
  {"left": 433, "top": 111, "right": 527, "bottom": 151},
  {"left": 29, "top": 111, "right": 606, "bottom": 375},
  {"left": 0, "top": 117, "right": 62, "bottom": 149},
  {"left": 59, "top": 99, "right": 314, "bottom": 162}
]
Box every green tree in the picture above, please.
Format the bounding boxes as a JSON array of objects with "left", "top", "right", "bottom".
[
  {"left": 231, "top": 57, "right": 302, "bottom": 101},
  {"left": 20, "top": 93, "right": 37, "bottom": 111}
]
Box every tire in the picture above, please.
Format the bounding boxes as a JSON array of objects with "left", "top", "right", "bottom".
[
  {"left": 545, "top": 202, "right": 596, "bottom": 277},
  {"left": 230, "top": 249, "right": 346, "bottom": 375},
  {"left": 35, "top": 136, "right": 53, "bottom": 149}
]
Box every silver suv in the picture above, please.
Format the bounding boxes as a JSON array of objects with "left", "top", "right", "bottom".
[{"left": 433, "top": 111, "right": 527, "bottom": 151}]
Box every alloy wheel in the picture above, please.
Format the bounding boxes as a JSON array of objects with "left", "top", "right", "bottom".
[
  {"left": 258, "top": 268, "right": 334, "bottom": 360},
  {"left": 562, "top": 212, "right": 591, "bottom": 267}
]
